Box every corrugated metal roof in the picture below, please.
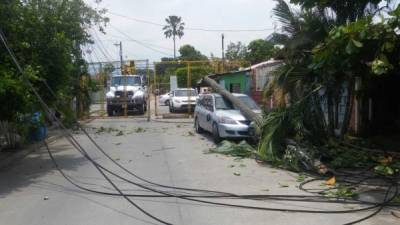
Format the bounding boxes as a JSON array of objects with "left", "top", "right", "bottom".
[
  {"left": 207, "top": 69, "right": 251, "bottom": 79},
  {"left": 247, "top": 59, "right": 283, "bottom": 70}
]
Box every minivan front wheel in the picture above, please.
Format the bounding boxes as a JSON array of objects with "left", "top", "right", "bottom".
[{"left": 212, "top": 123, "right": 221, "bottom": 144}]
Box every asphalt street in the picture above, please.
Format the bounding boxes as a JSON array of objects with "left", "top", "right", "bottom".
[{"left": 0, "top": 112, "right": 398, "bottom": 225}]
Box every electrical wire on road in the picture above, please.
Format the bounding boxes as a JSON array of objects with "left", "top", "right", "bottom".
[
  {"left": 1, "top": 28, "right": 399, "bottom": 225},
  {"left": 0, "top": 28, "right": 173, "bottom": 225}
]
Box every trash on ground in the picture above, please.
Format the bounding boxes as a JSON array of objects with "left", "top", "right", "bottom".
[
  {"left": 279, "top": 183, "right": 289, "bottom": 188},
  {"left": 326, "top": 176, "right": 336, "bottom": 185}
]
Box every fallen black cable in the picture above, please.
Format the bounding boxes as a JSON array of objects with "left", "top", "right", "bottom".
[
  {"left": 4, "top": 29, "right": 399, "bottom": 224},
  {"left": 45, "top": 137, "right": 396, "bottom": 215},
  {"left": 38, "top": 72, "right": 399, "bottom": 222},
  {"left": 45, "top": 141, "right": 383, "bottom": 203},
  {"left": 343, "top": 183, "right": 396, "bottom": 225},
  {"left": 38, "top": 69, "right": 400, "bottom": 217},
  {"left": 38, "top": 51, "right": 400, "bottom": 208}
]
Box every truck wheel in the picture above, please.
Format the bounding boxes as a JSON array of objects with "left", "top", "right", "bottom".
[
  {"left": 137, "top": 104, "right": 145, "bottom": 115},
  {"left": 107, "top": 105, "right": 113, "bottom": 117}
]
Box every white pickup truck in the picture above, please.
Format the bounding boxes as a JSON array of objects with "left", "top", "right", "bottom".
[{"left": 106, "top": 75, "right": 147, "bottom": 116}]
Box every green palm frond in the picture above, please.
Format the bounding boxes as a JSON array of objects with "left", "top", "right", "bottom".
[
  {"left": 163, "top": 15, "right": 185, "bottom": 39},
  {"left": 273, "top": 0, "right": 300, "bottom": 36}
]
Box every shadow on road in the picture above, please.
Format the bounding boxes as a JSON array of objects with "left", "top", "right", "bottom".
[{"left": 0, "top": 143, "right": 87, "bottom": 198}]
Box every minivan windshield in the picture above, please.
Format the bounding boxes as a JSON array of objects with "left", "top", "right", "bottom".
[
  {"left": 215, "top": 96, "right": 234, "bottom": 110},
  {"left": 174, "top": 90, "right": 198, "bottom": 97},
  {"left": 215, "top": 96, "right": 260, "bottom": 110},
  {"left": 111, "top": 76, "right": 141, "bottom": 86},
  {"left": 238, "top": 96, "right": 260, "bottom": 110}
]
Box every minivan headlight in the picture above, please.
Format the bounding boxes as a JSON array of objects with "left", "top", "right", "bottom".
[
  {"left": 218, "top": 116, "right": 237, "bottom": 124},
  {"left": 174, "top": 99, "right": 181, "bottom": 103}
]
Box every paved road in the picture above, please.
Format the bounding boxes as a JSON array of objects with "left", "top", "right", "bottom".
[{"left": 0, "top": 118, "right": 397, "bottom": 225}]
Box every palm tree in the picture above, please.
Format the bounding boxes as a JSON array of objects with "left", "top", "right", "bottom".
[{"left": 163, "top": 15, "right": 185, "bottom": 59}]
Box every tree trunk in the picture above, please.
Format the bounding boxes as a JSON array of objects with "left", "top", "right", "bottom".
[
  {"left": 327, "top": 95, "right": 335, "bottom": 136},
  {"left": 173, "top": 35, "right": 176, "bottom": 59},
  {"left": 340, "top": 80, "right": 354, "bottom": 138}
]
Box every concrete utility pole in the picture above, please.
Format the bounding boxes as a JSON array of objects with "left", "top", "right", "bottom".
[
  {"left": 114, "top": 41, "right": 123, "bottom": 74},
  {"left": 203, "top": 76, "right": 261, "bottom": 126}
]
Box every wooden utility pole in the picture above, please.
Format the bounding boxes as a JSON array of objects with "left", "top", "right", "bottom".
[{"left": 221, "top": 34, "right": 225, "bottom": 72}]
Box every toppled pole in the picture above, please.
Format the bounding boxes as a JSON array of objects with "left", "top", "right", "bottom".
[
  {"left": 203, "top": 76, "right": 263, "bottom": 127},
  {"left": 203, "top": 76, "right": 328, "bottom": 174}
]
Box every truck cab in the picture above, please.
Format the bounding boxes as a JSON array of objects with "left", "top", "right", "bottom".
[{"left": 106, "top": 75, "right": 147, "bottom": 116}]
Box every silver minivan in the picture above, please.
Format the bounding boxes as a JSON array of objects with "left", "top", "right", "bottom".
[{"left": 194, "top": 93, "right": 261, "bottom": 143}]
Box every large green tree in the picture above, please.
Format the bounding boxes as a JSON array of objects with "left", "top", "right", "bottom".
[
  {"left": 0, "top": 0, "right": 108, "bottom": 123},
  {"left": 178, "top": 44, "right": 207, "bottom": 61},
  {"left": 225, "top": 41, "right": 247, "bottom": 61},
  {"left": 290, "top": 0, "right": 382, "bottom": 23},
  {"left": 163, "top": 15, "right": 185, "bottom": 59},
  {"left": 246, "top": 39, "right": 275, "bottom": 64}
]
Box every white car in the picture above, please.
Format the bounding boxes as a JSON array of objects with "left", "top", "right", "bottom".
[
  {"left": 194, "top": 93, "right": 261, "bottom": 143},
  {"left": 158, "top": 92, "right": 171, "bottom": 106},
  {"left": 169, "top": 88, "right": 199, "bottom": 112}
]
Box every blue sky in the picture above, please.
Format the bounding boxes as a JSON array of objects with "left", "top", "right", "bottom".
[{"left": 84, "top": 0, "right": 277, "bottom": 63}]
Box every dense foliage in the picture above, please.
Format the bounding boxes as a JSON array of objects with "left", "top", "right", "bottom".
[
  {"left": 0, "top": 0, "right": 108, "bottom": 126},
  {"left": 175, "top": 66, "right": 213, "bottom": 87},
  {"left": 225, "top": 39, "right": 277, "bottom": 64},
  {"left": 258, "top": 0, "right": 400, "bottom": 167},
  {"left": 178, "top": 45, "right": 208, "bottom": 61}
]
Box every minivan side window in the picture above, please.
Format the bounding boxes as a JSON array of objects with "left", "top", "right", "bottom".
[
  {"left": 197, "top": 96, "right": 204, "bottom": 107},
  {"left": 204, "top": 96, "right": 214, "bottom": 112}
]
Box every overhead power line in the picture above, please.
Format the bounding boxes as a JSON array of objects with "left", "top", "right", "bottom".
[
  {"left": 108, "top": 11, "right": 274, "bottom": 32},
  {"left": 109, "top": 24, "right": 174, "bottom": 57},
  {"left": 98, "top": 39, "right": 173, "bottom": 51}
]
